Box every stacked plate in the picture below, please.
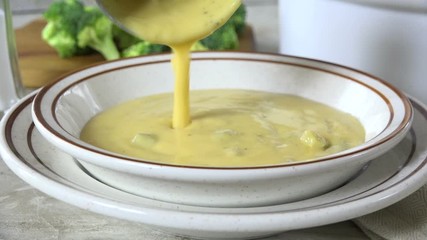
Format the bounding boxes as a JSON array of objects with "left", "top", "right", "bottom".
[{"left": 1, "top": 52, "right": 427, "bottom": 239}]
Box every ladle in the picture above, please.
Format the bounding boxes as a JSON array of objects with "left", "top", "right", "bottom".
[{"left": 95, "top": 0, "right": 241, "bottom": 45}]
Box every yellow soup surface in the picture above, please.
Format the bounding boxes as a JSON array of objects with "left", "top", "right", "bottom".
[{"left": 80, "top": 89, "right": 365, "bottom": 168}]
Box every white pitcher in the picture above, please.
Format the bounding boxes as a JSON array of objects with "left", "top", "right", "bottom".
[{"left": 0, "top": 0, "right": 24, "bottom": 117}]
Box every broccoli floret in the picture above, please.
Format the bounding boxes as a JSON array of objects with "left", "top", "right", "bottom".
[
  {"left": 190, "top": 41, "right": 209, "bottom": 51},
  {"left": 229, "top": 4, "right": 247, "bottom": 35},
  {"left": 199, "top": 4, "right": 246, "bottom": 50},
  {"left": 300, "top": 130, "right": 331, "bottom": 150},
  {"left": 200, "top": 22, "right": 239, "bottom": 50},
  {"left": 42, "top": 21, "right": 77, "bottom": 58},
  {"left": 122, "top": 41, "right": 169, "bottom": 58},
  {"left": 42, "top": 0, "right": 119, "bottom": 60},
  {"left": 42, "top": 1, "right": 247, "bottom": 58},
  {"left": 43, "top": 0, "right": 84, "bottom": 32},
  {"left": 77, "top": 6, "right": 120, "bottom": 60},
  {"left": 112, "top": 25, "right": 142, "bottom": 51},
  {"left": 42, "top": 0, "right": 89, "bottom": 58}
]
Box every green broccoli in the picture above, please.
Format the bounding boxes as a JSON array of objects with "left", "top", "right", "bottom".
[
  {"left": 113, "top": 25, "right": 171, "bottom": 57},
  {"left": 43, "top": 0, "right": 84, "bottom": 31},
  {"left": 122, "top": 41, "right": 169, "bottom": 58},
  {"left": 42, "top": 0, "right": 119, "bottom": 60},
  {"left": 112, "top": 25, "right": 142, "bottom": 51},
  {"left": 229, "top": 4, "right": 247, "bottom": 35},
  {"left": 76, "top": 6, "right": 120, "bottom": 60},
  {"left": 42, "top": 22, "right": 77, "bottom": 58},
  {"left": 190, "top": 41, "right": 209, "bottom": 51},
  {"left": 42, "top": 0, "right": 89, "bottom": 58},
  {"left": 200, "top": 22, "right": 239, "bottom": 50},
  {"left": 42, "top": 1, "right": 247, "bottom": 59},
  {"left": 199, "top": 4, "right": 246, "bottom": 50}
]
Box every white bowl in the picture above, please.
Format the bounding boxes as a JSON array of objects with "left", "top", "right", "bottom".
[{"left": 32, "top": 52, "right": 413, "bottom": 207}]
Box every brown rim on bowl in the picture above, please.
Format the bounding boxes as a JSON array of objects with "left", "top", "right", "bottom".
[{"left": 32, "top": 52, "right": 414, "bottom": 170}]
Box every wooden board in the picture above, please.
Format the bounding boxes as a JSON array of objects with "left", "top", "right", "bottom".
[{"left": 15, "top": 19, "right": 255, "bottom": 88}]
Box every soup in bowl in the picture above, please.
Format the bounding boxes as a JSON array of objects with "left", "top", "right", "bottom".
[{"left": 32, "top": 52, "right": 413, "bottom": 207}]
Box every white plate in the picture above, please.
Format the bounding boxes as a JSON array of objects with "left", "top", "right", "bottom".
[{"left": 1, "top": 92, "right": 427, "bottom": 239}]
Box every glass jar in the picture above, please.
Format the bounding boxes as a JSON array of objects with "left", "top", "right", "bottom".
[{"left": 0, "top": 0, "right": 24, "bottom": 117}]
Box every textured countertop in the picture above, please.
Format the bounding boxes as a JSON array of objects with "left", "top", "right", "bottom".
[{"left": 1, "top": 1, "right": 370, "bottom": 239}]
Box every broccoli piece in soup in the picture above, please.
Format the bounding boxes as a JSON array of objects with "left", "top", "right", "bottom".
[
  {"left": 131, "top": 133, "right": 158, "bottom": 149},
  {"left": 300, "top": 130, "right": 331, "bottom": 150}
]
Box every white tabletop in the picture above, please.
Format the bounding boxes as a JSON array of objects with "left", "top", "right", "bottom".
[{"left": 0, "top": 0, "right": 370, "bottom": 239}]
